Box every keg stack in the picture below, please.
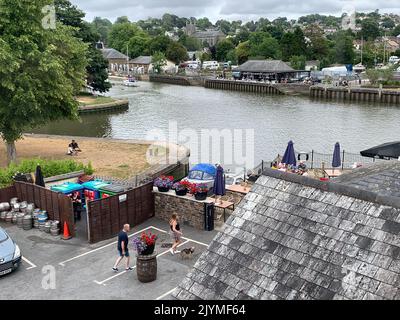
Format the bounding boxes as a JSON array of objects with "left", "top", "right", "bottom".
[{"left": 0, "top": 198, "right": 61, "bottom": 237}]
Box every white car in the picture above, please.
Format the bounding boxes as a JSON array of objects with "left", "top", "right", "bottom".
[{"left": 202, "top": 61, "right": 219, "bottom": 70}]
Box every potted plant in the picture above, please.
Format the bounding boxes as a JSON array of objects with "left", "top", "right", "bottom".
[
  {"left": 192, "top": 183, "right": 209, "bottom": 201},
  {"left": 172, "top": 180, "right": 191, "bottom": 196},
  {"left": 154, "top": 175, "right": 174, "bottom": 192},
  {"left": 132, "top": 232, "right": 158, "bottom": 283}
]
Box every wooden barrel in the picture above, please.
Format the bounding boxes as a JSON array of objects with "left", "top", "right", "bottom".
[
  {"left": 136, "top": 253, "right": 157, "bottom": 283},
  {"left": 5, "top": 212, "right": 13, "bottom": 223}
]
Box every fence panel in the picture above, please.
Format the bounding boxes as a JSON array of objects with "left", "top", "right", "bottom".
[
  {"left": 13, "top": 182, "right": 74, "bottom": 237},
  {"left": 87, "top": 182, "right": 155, "bottom": 243},
  {"left": 0, "top": 185, "right": 17, "bottom": 203}
]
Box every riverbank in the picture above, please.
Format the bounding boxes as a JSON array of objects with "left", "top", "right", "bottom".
[
  {"left": 77, "top": 94, "right": 129, "bottom": 113},
  {"left": 1, "top": 134, "right": 151, "bottom": 178}
]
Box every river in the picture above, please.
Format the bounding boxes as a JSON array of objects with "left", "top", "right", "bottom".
[{"left": 33, "top": 81, "right": 400, "bottom": 173}]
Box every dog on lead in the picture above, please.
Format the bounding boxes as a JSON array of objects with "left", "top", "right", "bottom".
[{"left": 180, "top": 247, "right": 195, "bottom": 260}]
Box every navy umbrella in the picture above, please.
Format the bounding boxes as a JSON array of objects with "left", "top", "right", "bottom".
[
  {"left": 35, "top": 165, "right": 45, "bottom": 187},
  {"left": 332, "top": 142, "right": 342, "bottom": 168},
  {"left": 213, "top": 165, "right": 226, "bottom": 197},
  {"left": 282, "top": 141, "right": 297, "bottom": 166}
]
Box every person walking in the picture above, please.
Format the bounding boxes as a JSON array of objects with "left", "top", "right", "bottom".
[
  {"left": 169, "top": 214, "right": 183, "bottom": 255},
  {"left": 71, "top": 191, "right": 82, "bottom": 223},
  {"left": 112, "top": 224, "right": 133, "bottom": 272}
]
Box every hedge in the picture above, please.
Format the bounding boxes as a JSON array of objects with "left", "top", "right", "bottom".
[{"left": 0, "top": 159, "right": 94, "bottom": 188}]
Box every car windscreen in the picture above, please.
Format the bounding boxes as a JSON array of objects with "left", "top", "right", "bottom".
[
  {"left": 188, "top": 171, "right": 203, "bottom": 180},
  {"left": 0, "top": 229, "right": 9, "bottom": 243},
  {"left": 203, "top": 172, "right": 214, "bottom": 180}
]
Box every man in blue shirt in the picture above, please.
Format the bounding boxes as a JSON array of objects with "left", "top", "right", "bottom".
[{"left": 112, "top": 224, "right": 132, "bottom": 272}]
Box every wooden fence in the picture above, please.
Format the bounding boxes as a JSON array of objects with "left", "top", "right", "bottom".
[
  {"left": 87, "top": 182, "right": 155, "bottom": 243},
  {"left": 14, "top": 182, "right": 75, "bottom": 237},
  {"left": 0, "top": 185, "right": 17, "bottom": 203}
]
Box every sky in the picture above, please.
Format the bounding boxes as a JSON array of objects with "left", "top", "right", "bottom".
[{"left": 70, "top": 0, "right": 400, "bottom": 23}]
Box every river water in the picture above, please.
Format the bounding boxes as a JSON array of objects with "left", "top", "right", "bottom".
[{"left": 33, "top": 81, "right": 400, "bottom": 173}]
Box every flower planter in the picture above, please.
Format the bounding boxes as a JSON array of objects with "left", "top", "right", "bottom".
[
  {"left": 175, "top": 189, "right": 188, "bottom": 196},
  {"left": 195, "top": 192, "right": 208, "bottom": 201},
  {"left": 141, "top": 243, "right": 155, "bottom": 256},
  {"left": 136, "top": 252, "right": 157, "bottom": 283},
  {"left": 157, "top": 186, "right": 170, "bottom": 193}
]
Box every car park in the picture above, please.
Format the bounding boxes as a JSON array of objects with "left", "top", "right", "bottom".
[{"left": 0, "top": 227, "right": 21, "bottom": 276}]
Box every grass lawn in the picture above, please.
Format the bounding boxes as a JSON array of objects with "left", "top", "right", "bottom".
[{"left": 77, "top": 95, "right": 115, "bottom": 106}]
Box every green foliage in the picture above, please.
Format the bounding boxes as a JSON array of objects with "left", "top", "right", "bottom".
[
  {"left": 289, "top": 55, "right": 306, "bottom": 70},
  {"left": 86, "top": 47, "right": 112, "bottom": 93},
  {"left": 196, "top": 17, "right": 213, "bottom": 30},
  {"left": 91, "top": 17, "right": 113, "bottom": 44},
  {"left": 151, "top": 51, "right": 167, "bottom": 73},
  {"left": 280, "top": 27, "right": 307, "bottom": 61},
  {"left": 360, "top": 18, "right": 381, "bottom": 41},
  {"left": 236, "top": 41, "right": 251, "bottom": 64},
  {"left": 149, "top": 35, "right": 172, "bottom": 54},
  {"left": 216, "top": 39, "right": 235, "bottom": 61},
  {"left": 108, "top": 22, "right": 146, "bottom": 54},
  {"left": 178, "top": 35, "right": 202, "bottom": 51},
  {"left": 0, "top": 159, "right": 94, "bottom": 188},
  {"left": 366, "top": 67, "right": 395, "bottom": 85},
  {"left": 332, "top": 31, "right": 355, "bottom": 64},
  {"left": 166, "top": 42, "right": 188, "bottom": 64},
  {"left": 248, "top": 32, "right": 281, "bottom": 59},
  {"left": 0, "top": 0, "right": 88, "bottom": 149}
]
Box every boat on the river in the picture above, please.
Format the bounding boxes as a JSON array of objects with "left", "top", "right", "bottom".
[{"left": 123, "top": 76, "right": 138, "bottom": 87}]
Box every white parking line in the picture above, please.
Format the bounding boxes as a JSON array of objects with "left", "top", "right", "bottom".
[
  {"left": 156, "top": 287, "right": 177, "bottom": 300},
  {"left": 59, "top": 226, "right": 153, "bottom": 266},
  {"left": 22, "top": 256, "right": 37, "bottom": 270},
  {"left": 150, "top": 226, "right": 209, "bottom": 247},
  {"left": 93, "top": 240, "right": 190, "bottom": 286}
]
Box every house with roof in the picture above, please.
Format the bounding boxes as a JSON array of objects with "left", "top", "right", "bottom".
[
  {"left": 184, "top": 23, "right": 226, "bottom": 47},
  {"left": 101, "top": 48, "right": 130, "bottom": 73},
  {"left": 173, "top": 163, "right": 400, "bottom": 300},
  {"left": 237, "top": 60, "right": 310, "bottom": 82},
  {"left": 130, "top": 56, "right": 177, "bottom": 74}
]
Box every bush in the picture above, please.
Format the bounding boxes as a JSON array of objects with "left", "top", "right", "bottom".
[{"left": 0, "top": 158, "right": 94, "bottom": 188}]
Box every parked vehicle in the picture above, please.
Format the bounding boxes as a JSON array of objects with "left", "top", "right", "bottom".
[
  {"left": 0, "top": 227, "right": 21, "bottom": 276},
  {"left": 182, "top": 163, "right": 217, "bottom": 192},
  {"left": 202, "top": 61, "right": 219, "bottom": 70},
  {"left": 389, "top": 56, "right": 400, "bottom": 65}
]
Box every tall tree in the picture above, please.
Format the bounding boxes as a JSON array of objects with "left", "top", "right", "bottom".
[
  {"left": 216, "top": 39, "right": 235, "bottom": 61},
  {"left": 360, "top": 18, "right": 380, "bottom": 41},
  {"left": 332, "top": 31, "right": 355, "bottom": 64},
  {"left": 166, "top": 42, "right": 188, "bottom": 63},
  {"left": 55, "top": 0, "right": 110, "bottom": 92},
  {"left": 151, "top": 52, "right": 167, "bottom": 73},
  {"left": 92, "top": 17, "right": 112, "bottom": 44},
  {"left": 0, "top": 0, "right": 88, "bottom": 163}
]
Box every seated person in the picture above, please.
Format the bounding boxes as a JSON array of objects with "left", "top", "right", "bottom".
[
  {"left": 67, "top": 140, "right": 82, "bottom": 156},
  {"left": 298, "top": 161, "right": 307, "bottom": 171}
]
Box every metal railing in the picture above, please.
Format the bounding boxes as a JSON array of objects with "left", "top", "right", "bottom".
[{"left": 251, "top": 150, "right": 387, "bottom": 177}]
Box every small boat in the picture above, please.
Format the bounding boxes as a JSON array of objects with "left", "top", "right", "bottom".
[{"left": 123, "top": 77, "right": 138, "bottom": 87}]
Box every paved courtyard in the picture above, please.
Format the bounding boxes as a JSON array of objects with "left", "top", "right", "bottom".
[{"left": 0, "top": 217, "right": 217, "bottom": 300}]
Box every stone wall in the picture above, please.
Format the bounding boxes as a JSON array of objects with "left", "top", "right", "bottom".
[
  {"left": 154, "top": 188, "right": 247, "bottom": 230},
  {"left": 154, "top": 189, "right": 208, "bottom": 230}
]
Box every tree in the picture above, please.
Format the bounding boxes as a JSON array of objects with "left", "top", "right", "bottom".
[
  {"left": 55, "top": 0, "right": 110, "bottom": 93},
  {"left": 178, "top": 34, "right": 202, "bottom": 51},
  {"left": 86, "top": 47, "right": 111, "bottom": 93},
  {"left": 392, "top": 25, "right": 400, "bottom": 37},
  {"left": 360, "top": 18, "right": 380, "bottom": 41},
  {"left": 0, "top": 0, "right": 88, "bottom": 163},
  {"left": 236, "top": 41, "right": 251, "bottom": 64},
  {"left": 289, "top": 55, "right": 306, "bottom": 70},
  {"left": 166, "top": 42, "right": 188, "bottom": 64},
  {"left": 92, "top": 17, "right": 112, "bottom": 44},
  {"left": 332, "top": 31, "right": 355, "bottom": 64},
  {"left": 108, "top": 22, "right": 144, "bottom": 53},
  {"left": 216, "top": 39, "right": 235, "bottom": 61},
  {"left": 151, "top": 52, "right": 167, "bottom": 73},
  {"left": 248, "top": 32, "right": 281, "bottom": 59},
  {"left": 196, "top": 17, "right": 213, "bottom": 30},
  {"left": 115, "top": 16, "right": 130, "bottom": 24},
  {"left": 127, "top": 34, "right": 150, "bottom": 58},
  {"left": 304, "top": 24, "right": 330, "bottom": 60},
  {"left": 149, "top": 35, "right": 172, "bottom": 54},
  {"left": 226, "top": 49, "right": 238, "bottom": 65}
]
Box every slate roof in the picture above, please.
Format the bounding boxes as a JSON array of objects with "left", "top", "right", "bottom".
[
  {"left": 238, "top": 60, "right": 294, "bottom": 73},
  {"left": 173, "top": 167, "right": 400, "bottom": 300},
  {"left": 193, "top": 30, "right": 225, "bottom": 38},
  {"left": 130, "top": 56, "right": 152, "bottom": 65},
  {"left": 101, "top": 48, "right": 129, "bottom": 60},
  {"left": 333, "top": 161, "right": 400, "bottom": 198}
]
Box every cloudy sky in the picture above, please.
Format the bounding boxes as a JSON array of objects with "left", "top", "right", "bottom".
[{"left": 71, "top": 0, "right": 400, "bottom": 23}]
